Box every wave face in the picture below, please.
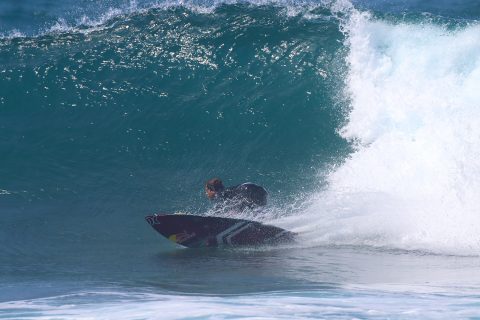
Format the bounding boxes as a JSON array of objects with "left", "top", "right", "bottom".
[{"left": 0, "top": 2, "right": 348, "bottom": 263}]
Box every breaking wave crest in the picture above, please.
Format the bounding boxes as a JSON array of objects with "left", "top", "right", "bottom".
[{"left": 291, "top": 9, "right": 480, "bottom": 255}]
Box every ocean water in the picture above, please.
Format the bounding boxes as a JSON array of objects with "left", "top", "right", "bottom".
[{"left": 2, "top": 0, "right": 480, "bottom": 318}]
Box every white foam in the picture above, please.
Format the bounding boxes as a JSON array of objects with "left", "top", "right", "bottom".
[
  {"left": 2, "top": 289, "right": 480, "bottom": 319},
  {"left": 300, "top": 8, "right": 480, "bottom": 255}
]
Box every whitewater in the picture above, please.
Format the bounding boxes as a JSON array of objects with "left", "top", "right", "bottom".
[
  {"left": 2, "top": 0, "right": 480, "bottom": 318},
  {"left": 287, "top": 8, "right": 480, "bottom": 256}
]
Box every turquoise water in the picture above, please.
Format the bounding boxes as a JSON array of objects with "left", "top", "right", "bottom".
[{"left": 2, "top": 0, "right": 480, "bottom": 318}]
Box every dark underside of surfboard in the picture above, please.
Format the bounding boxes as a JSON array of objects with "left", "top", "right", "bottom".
[{"left": 145, "top": 214, "right": 296, "bottom": 248}]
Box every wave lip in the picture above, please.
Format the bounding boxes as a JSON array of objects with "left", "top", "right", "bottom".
[{"left": 0, "top": 0, "right": 356, "bottom": 40}]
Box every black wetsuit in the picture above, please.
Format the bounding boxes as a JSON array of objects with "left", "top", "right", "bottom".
[{"left": 214, "top": 183, "right": 267, "bottom": 211}]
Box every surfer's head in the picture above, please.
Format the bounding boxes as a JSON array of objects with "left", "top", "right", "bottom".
[{"left": 205, "top": 178, "right": 224, "bottom": 199}]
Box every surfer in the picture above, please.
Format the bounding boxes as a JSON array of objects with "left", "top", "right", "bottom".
[{"left": 205, "top": 178, "right": 267, "bottom": 212}]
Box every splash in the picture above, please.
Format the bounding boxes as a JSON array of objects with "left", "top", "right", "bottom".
[{"left": 298, "top": 9, "right": 480, "bottom": 255}]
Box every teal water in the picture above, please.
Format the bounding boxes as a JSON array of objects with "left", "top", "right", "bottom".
[{"left": 2, "top": 0, "right": 480, "bottom": 318}]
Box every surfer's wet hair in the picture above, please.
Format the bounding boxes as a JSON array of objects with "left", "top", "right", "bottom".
[{"left": 206, "top": 178, "right": 225, "bottom": 192}]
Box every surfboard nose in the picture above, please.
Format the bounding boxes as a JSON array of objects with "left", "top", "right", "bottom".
[{"left": 145, "top": 215, "right": 160, "bottom": 226}]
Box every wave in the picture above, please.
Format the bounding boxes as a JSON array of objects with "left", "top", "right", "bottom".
[{"left": 2, "top": 0, "right": 480, "bottom": 257}]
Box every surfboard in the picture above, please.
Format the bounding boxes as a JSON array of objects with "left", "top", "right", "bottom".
[{"left": 145, "top": 214, "right": 296, "bottom": 248}]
